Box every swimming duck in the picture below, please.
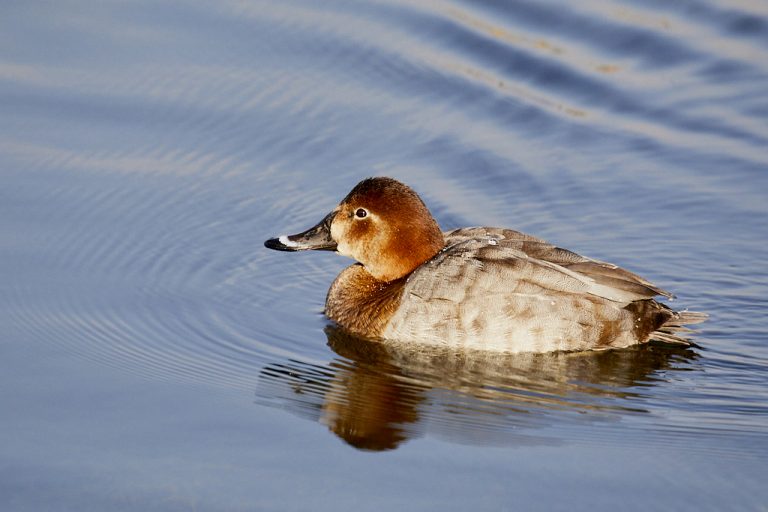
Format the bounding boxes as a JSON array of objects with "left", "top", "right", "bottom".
[{"left": 265, "top": 177, "right": 704, "bottom": 353}]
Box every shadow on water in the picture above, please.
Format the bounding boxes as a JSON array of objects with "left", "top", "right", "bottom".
[{"left": 257, "top": 325, "right": 698, "bottom": 451}]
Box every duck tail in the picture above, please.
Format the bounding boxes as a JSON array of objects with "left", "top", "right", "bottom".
[
  {"left": 626, "top": 299, "right": 707, "bottom": 346},
  {"left": 652, "top": 309, "right": 708, "bottom": 346}
]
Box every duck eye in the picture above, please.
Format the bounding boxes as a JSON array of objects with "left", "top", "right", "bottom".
[{"left": 355, "top": 208, "right": 368, "bottom": 218}]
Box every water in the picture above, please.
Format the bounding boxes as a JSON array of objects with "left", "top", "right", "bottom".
[{"left": 2, "top": 0, "right": 767, "bottom": 510}]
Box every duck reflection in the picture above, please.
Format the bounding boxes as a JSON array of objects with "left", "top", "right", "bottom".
[{"left": 257, "top": 326, "right": 697, "bottom": 451}]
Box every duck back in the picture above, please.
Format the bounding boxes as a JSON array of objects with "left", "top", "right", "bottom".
[{"left": 380, "top": 228, "right": 697, "bottom": 352}]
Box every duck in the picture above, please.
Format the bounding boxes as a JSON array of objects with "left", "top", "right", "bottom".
[{"left": 264, "top": 177, "right": 704, "bottom": 353}]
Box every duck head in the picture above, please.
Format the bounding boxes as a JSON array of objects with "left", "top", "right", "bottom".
[{"left": 265, "top": 177, "right": 445, "bottom": 282}]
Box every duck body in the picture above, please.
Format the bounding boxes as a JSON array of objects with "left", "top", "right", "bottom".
[{"left": 266, "top": 177, "right": 703, "bottom": 353}]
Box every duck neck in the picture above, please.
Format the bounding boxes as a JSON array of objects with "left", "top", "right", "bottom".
[{"left": 325, "top": 264, "right": 407, "bottom": 338}]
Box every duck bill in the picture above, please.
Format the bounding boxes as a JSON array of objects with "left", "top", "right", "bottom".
[{"left": 264, "top": 211, "right": 337, "bottom": 252}]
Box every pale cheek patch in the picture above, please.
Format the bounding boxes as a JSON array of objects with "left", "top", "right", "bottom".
[
  {"left": 331, "top": 222, "right": 351, "bottom": 257},
  {"left": 335, "top": 240, "right": 353, "bottom": 258}
]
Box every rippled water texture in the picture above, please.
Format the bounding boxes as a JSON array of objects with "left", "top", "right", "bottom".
[{"left": 2, "top": 0, "right": 767, "bottom": 510}]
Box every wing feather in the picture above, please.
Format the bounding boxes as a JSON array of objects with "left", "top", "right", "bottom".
[{"left": 441, "top": 228, "right": 671, "bottom": 303}]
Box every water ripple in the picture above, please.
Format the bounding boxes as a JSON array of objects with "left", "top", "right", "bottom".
[{"left": 2, "top": 0, "right": 766, "bottom": 466}]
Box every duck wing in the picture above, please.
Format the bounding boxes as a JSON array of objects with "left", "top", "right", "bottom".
[{"left": 442, "top": 228, "right": 673, "bottom": 303}]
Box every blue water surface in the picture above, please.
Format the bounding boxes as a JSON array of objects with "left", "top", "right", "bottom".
[{"left": 1, "top": 0, "right": 767, "bottom": 510}]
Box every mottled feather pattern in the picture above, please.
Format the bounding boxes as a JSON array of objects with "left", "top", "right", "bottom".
[{"left": 382, "top": 229, "right": 686, "bottom": 352}]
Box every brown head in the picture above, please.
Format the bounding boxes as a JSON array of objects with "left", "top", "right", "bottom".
[{"left": 265, "top": 177, "right": 445, "bottom": 282}]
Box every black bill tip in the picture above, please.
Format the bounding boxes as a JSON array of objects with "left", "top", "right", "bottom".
[{"left": 264, "top": 236, "right": 300, "bottom": 251}]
